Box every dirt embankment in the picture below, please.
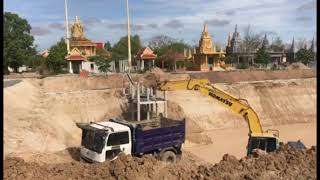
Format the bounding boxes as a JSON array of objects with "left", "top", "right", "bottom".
[
  {"left": 43, "top": 74, "right": 130, "bottom": 92},
  {"left": 4, "top": 73, "right": 317, "bottom": 156},
  {"left": 4, "top": 145, "right": 316, "bottom": 180},
  {"left": 168, "top": 78, "right": 316, "bottom": 133},
  {"left": 3, "top": 73, "right": 187, "bottom": 160},
  {"left": 190, "top": 69, "right": 315, "bottom": 83},
  {"left": 4, "top": 76, "right": 127, "bottom": 158}
]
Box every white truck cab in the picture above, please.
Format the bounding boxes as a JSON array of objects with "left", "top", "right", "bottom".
[
  {"left": 79, "top": 121, "right": 132, "bottom": 163},
  {"left": 77, "top": 118, "right": 186, "bottom": 163}
]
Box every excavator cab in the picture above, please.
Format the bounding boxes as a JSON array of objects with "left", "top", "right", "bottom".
[{"left": 247, "top": 136, "right": 279, "bottom": 156}]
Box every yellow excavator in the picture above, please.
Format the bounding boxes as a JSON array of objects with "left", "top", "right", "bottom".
[{"left": 158, "top": 78, "right": 282, "bottom": 156}]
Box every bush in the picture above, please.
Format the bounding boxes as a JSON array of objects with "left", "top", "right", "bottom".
[{"left": 236, "top": 63, "right": 249, "bottom": 69}]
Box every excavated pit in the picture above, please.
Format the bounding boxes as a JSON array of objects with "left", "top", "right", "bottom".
[{"left": 3, "top": 69, "right": 317, "bottom": 179}]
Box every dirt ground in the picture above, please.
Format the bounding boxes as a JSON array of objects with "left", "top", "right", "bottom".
[
  {"left": 3, "top": 69, "right": 317, "bottom": 179},
  {"left": 4, "top": 145, "right": 316, "bottom": 180},
  {"left": 185, "top": 122, "right": 317, "bottom": 164},
  {"left": 190, "top": 68, "right": 315, "bottom": 83}
]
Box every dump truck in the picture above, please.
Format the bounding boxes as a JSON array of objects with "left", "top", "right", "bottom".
[{"left": 77, "top": 117, "right": 185, "bottom": 163}]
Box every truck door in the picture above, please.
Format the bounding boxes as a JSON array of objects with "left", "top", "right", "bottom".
[{"left": 105, "top": 131, "right": 131, "bottom": 160}]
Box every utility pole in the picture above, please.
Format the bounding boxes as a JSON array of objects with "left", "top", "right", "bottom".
[
  {"left": 126, "top": 0, "right": 132, "bottom": 72},
  {"left": 64, "top": 0, "right": 70, "bottom": 53}
]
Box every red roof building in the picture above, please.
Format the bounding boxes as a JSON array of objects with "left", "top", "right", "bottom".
[
  {"left": 136, "top": 47, "right": 157, "bottom": 71},
  {"left": 95, "top": 42, "right": 105, "bottom": 49}
]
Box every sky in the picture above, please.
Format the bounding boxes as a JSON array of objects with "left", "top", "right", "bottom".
[{"left": 4, "top": 0, "right": 317, "bottom": 52}]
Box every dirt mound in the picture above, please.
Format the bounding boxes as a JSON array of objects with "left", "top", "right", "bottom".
[
  {"left": 4, "top": 146, "right": 316, "bottom": 180},
  {"left": 43, "top": 74, "right": 129, "bottom": 92},
  {"left": 286, "top": 63, "right": 309, "bottom": 70},
  {"left": 149, "top": 67, "right": 165, "bottom": 75},
  {"left": 4, "top": 72, "right": 41, "bottom": 79},
  {"left": 141, "top": 69, "right": 190, "bottom": 88},
  {"left": 167, "top": 101, "right": 185, "bottom": 120},
  {"left": 193, "top": 145, "right": 316, "bottom": 180}
]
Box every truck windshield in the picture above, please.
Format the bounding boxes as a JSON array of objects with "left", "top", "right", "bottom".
[{"left": 81, "top": 129, "right": 107, "bottom": 153}]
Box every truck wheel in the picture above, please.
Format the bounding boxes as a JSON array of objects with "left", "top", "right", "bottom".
[{"left": 161, "top": 151, "right": 176, "bottom": 163}]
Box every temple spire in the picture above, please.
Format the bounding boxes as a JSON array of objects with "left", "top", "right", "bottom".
[
  {"left": 71, "top": 16, "right": 85, "bottom": 39},
  {"left": 288, "top": 37, "right": 295, "bottom": 63},
  {"left": 232, "top": 24, "right": 239, "bottom": 39},
  {"left": 290, "top": 37, "right": 295, "bottom": 51},
  {"left": 262, "top": 34, "right": 268, "bottom": 48},
  {"left": 204, "top": 23, "right": 208, "bottom": 32},
  {"left": 227, "top": 32, "right": 231, "bottom": 46},
  {"left": 310, "top": 37, "right": 315, "bottom": 52},
  {"left": 304, "top": 42, "right": 308, "bottom": 49}
]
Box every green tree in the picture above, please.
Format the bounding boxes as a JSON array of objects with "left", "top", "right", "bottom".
[
  {"left": 96, "top": 48, "right": 111, "bottom": 59},
  {"left": 46, "top": 38, "right": 68, "bottom": 73},
  {"left": 89, "top": 56, "right": 111, "bottom": 73},
  {"left": 225, "top": 54, "right": 237, "bottom": 64},
  {"left": 26, "top": 54, "right": 45, "bottom": 70},
  {"left": 111, "top": 35, "right": 142, "bottom": 65},
  {"left": 296, "top": 48, "right": 315, "bottom": 65},
  {"left": 255, "top": 48, "right": 271, "bottom": 66},
  {"left": 104, "top": 41, "right": 112, "bottom": 51},
  {"left": 155, "top": 41, "right": 189, "bottom": 71},
  {"left": 255, "top": 38, "right": 271, "bottom": 66},
  {"left": 270, "top": 37, "right": 284, "bottom": 51},
  {"left": 4, "top": 12, "right": 36, "bottom": 74}
]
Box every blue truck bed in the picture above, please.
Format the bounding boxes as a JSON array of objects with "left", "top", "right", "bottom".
[{"left": 110, "top": 118, "right": 185, "bottom": 155}]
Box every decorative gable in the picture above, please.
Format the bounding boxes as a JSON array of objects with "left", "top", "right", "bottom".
[
  {"left": 136, "top": 47, "right": 157, "bottom": 60},
  {"left": 65, "top": 47, "right": 87, "bottom": 61}
]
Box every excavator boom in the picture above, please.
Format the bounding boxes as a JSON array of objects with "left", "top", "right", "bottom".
[
  {"left": 159, "top": 79, "right": 264, "bottom": 134},
  {"left": 159, "top": 78, "right": 281, "bottom": 155}
]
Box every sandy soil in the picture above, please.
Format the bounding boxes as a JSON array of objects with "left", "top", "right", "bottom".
[
  {"left": 166, "top": 78, "right": 316, "bottom": 145},
  {"left": 4, "top": 145, "right": 316, "bottom": 180},
  {"left": 4, "top": 77, "right": 127, "bottom": 156},
  {"left": 3, "top": 70, "right": 317, "bottom": 179},
  {"left": 190, "top": 69, "right": 315, "bottom": 83},
  {"left": 184, "top": 122, "right": 317, "bottom": 164},
  {"left": 3, "top": 71, "right": 317, "bottom": 179}
]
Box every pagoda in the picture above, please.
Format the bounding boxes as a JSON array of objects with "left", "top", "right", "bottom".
[
  {"left": 65, "top": 16, "right": 97, "bottom": 73},
  {"left": 192, "top": 24, "right": 226, "bottom": 71}
]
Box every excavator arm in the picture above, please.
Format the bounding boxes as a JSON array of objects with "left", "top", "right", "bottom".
[
  {"left": 159, "top": 79, "right": 281, "bottom": 155},
  {"left": 159, "top": 79, "right": 264, "bottom": 134}
]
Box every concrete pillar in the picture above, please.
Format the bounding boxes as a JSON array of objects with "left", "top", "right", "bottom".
[
  {"left": 147, "top": 88, "right": 150, "bottom": 120},
  {"left": 137, "top": 83, "right": 140, "bottom": 121},
  {"left": 141, "top": 60, "right": 144, "bottom": 70},
  {"left": 79, "top": 61, "right": 82, "bottom": 72},
  {"left": 130, "top": 83, "right": 135, "bottom": 121},
  {"left": 69, "top": 61, "right": 73, "bottom": 74},
  {"left": 81, "top": 61, "right": 84, "bottom": 71},
  {"left": 152, "top": 59, "right": 155, "bottom": 68},
  {"left": 164, "top": 91, "right": 167, "bottom": 118}
]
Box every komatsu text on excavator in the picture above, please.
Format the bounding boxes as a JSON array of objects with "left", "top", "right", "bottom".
[{"left": 158, "top": 78, "right": 282, "bottom": 155}]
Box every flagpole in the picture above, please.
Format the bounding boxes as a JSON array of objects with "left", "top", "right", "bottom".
[
  {"left": 126, "top": 0, "right": 132, "bottom": 73},
  {"left": 64, "top": 0, "right": 70, "bottom": 53}
]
